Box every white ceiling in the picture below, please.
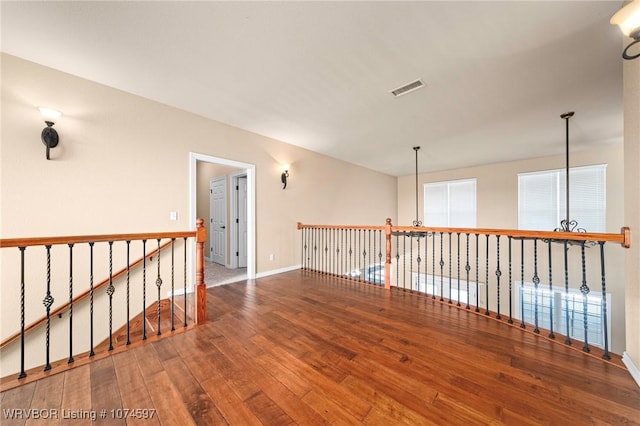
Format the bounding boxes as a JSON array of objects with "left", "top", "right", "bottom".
[{"left": 0, "top": 1, "right": 626, "bottom": 176}]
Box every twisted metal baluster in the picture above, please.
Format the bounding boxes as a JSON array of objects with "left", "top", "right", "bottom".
[
  {"left": 126, "top": 241, "right": 131, "bottom": 345},
  {"left": 142, "top": 239, "right": 147, "bottom": 340},
  {"left": 395, "top": 232, "right": 400, "bottom": 287},
  {"left": 508, "top": 237, "right": 513, "bottom": 324},
  {"left": 416, "top": 236, "right": 421, "bottom": 292},
  {"left": 448, "top": 232, "right": 452, "bottom": 304},
  {"left": 439, "top": 232, "right": 444, "bottom": 301},
  {"left": 183, "top": 237, "right": 187, "bottom": 327},
  {"left": 156, "top": 239, "right": 163, "bottom": 336},
  {"left": 89, "top": 243, "right": 95, "bottom": 356},
  {"left": 68, "top": 243, "right": 74, "bottom": 364},
  {"left": 485, "top": 235, "right": 490, "bottom": 316},
  {"left": 520, "top": 239, "right": 526, "bottom": 329},
  {"left": 548, "top": 240, "right": 555, "bottom": 339},
  {"left": 432, "top": 232, "right": 436, "bottom": 299},
  {"left": 456, "top": 233, "right": 461, "bottom": 307},
  {"left": 409, "top": 232, "right": 414, "bottom": 291},
  {"left": 495, "top": 236, "right": 501, "bottom": 320},
  {"left": 599, "top": 242, "right": 610, "bottom": 360},
  {"left": 475, "top": 234, "right": 480, "bottom": 312},
  {"left": 580, "top": 241, "right": 590, "bottom": 353},
  {"left": 533, "top": 239, "right": 540, "bottom": 334},
  {"left": 18, "top": 247, "right": 27, "bottom": 379},
  {"left": 465, "top": 234, "right": 470, "bottom": 309},
  {"left": 107, "top": 241, "right": 115, "bottom": 351},
  {"left": 43, "top": 245, "right": 53, "bottom": 371},
  {"left": 378, "top": 230, "right": 383, "bottom": 285},
  {"left": 171, "top": 238, "right": 176, "bottom": 331}
]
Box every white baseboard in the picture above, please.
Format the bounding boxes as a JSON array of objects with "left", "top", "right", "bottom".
[
  {"left": 255, "top": 264, "right": 301, "bottom": 279},
  {"left": 623, "top": 352, "right": 640, "bottom": 388}
]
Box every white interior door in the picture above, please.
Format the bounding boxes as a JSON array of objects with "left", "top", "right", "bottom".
[
  {"left": 237, "top": 176, "right": 248, "bottom": 268},
  {"left": 210, "top": 177, "right": 227, "bottom": 265}
]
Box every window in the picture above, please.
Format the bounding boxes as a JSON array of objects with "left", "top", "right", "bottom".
[
  {"left": 517, "top": 282, "right": 611, "bottom": 349},
  {"left": 518, "top": 164, "right": 606, "bottom": 232},
  {"left": 424, "top": 179, "right": 476, "bottom": 227}
]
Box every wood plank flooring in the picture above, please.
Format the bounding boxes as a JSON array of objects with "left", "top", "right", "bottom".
[{"left": 2, "top": 270, "right": 639, "bottom": 425}]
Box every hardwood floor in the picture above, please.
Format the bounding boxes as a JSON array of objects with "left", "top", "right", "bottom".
[{"left": 2, "top": 270, "right": 639, "bottom": 425}]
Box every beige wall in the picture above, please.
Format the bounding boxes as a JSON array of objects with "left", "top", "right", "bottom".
[
  {"left": 623, "top": 41, "right": 640, "bottom": 378},
  {"left": 397, "top": 145, "right": 628, "bottom": 353},
  {"left": 0, "top": 54, "right": 397, "bottom": 374}
]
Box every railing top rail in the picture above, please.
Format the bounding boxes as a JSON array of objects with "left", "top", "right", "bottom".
[
  {"left": 391, "top": 225, "right": 630, "bottom": 247},
  {"left": 297, "top": 221, "right": 630, "bottom": 248},
  {"left": 297, "top": 222, "right": 385, "bottom": 231},
  {"left": 0, "top": 231, "right": 197, "bottom": 249}
]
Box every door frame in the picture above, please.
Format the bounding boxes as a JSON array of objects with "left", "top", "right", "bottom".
[
  {"left": 230, "top": 172, "right": 248, "bottom": 269},
  {"left": 189, "top": 152, "right": 256, "bottom": 280}
]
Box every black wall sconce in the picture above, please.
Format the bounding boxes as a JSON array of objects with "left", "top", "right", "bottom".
[
  {"left": 38, "top": 107, "right": 62, "bottom": 160},
  {"left": 281, "top": 164, "right": 290, "bottom": 189},
  {"left": 611, "top": 0, "right": 640, "bottom": 60}
]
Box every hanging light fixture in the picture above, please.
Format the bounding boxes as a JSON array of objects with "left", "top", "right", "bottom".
[
  {"left": 610, "top": 0, "right": 640, "bottom": 60},
  {"left": 554, "top": 112, "right": 592, "bottom": 241}
]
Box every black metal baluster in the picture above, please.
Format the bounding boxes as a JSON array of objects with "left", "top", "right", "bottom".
[
  {"left": 599, "top": 242, "right": 610, "bottom": 360},
  {"left": 563, "top": 240, "right": 571, "bottom": 345},
  {"left": 508, "top": 237, "right": 513, "bottom": 324},
  {"left": 126, "top": 241, "right": 131, "bottom": 345},
  {"left": 313, "top": 228, "right": 317, "bottom": 272},
  {"left": 43, "top": 245, "right": 53, "bottom": 371},
  {"left": 349, "top": 229, "right": 353, "bottom": 278},
  {"left": 485, "top": 235, "right": 490, "bottom": 315},
  {"left": 475, "top": 234, "right": 480, "bottom": 312},
  {"left": 378, "top": 230, "right": 383, "bottom": 285},
  {"left": 301, "top": 228, "right": 305, "bottom": 269},
  {"left": 548, "top": 240, "right": 555, "bottom": 339},
  {"left": 533, "top": 239, "right": 540, "bottom": 333},
  {"left": 456, "top": 233, "right": 461, "bottom": 307},
  {"left": 389, "top": 235, "right": 400, "bottom": 287},
  {"left": 89, "top": 242, "right": 95, "bottom": 356},
  {"left": 465, "top": 234, "right": 470, "bottom": 309},
  {"left": 416, "top": 235, "right": 421, "bottom": 292},
  {"left": 520, "top": 239, "right": 526, "bottom": 328},
  {"left": 326, "top": 229, "right": 330, "bottom": 275},
  {"left": 107, "top": 241, "right": 115, "bottom": 351},
  {"left": 142, "top": 239, "right": 147, "bottom": 340},
  {"left": 68, "top": 243, "right": 74, "bottom": 364},
  {"left": 402, "top": 233, "right": 407, "bottom": 290},
  {"left": 18, "top": 247, "right": 26, "bottom": 379},
  {"left": 495, "top": 236, "right": 501, "bottom": 320},
  {"left": 410, "top": 233, "right": 414, "bottom": 290},
  {"left": 432, "top": 232, "right": 436, "bottom": 299},
  {"left": 156, "top": 239, "right": 163, "bottom": 336},
  {"left": 171, "top": 239, "right": 175, "bottom": 332},
  {"left": 439, "top": 232, "right": 444, "bottom": 301},
  {"left": 448, "top": 232, "right": 452, "bottom": 304},
  {"left": 183, "top": 237, "right": 187, "bottom": 327},
  {"left": 368, "top": 229, "right": 372, "bottom": 282},
  {"left": 580, "top": 241, "right": 590, "bottom": 353}
]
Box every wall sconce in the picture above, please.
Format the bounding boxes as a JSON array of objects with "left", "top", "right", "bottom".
[
  {"left": 611, "top": 0, "right": 640, "bottom": 60},
  {"left": 38, "top": 107, "right": 62, "bottom": 160},
  {"left": 281, "top": 164, "right": 290, "bottom": 189}
]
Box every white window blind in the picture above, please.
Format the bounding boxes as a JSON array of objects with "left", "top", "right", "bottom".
[
  {"left": 518, "top": 164, "right": 606, "bottom": 232},
  {"left": 424, "top": 179, "right": 476, "bottom": 227}
]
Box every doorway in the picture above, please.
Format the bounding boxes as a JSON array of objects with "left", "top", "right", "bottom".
[
  {"left": 189, "top": 152, "right": 256, "bottom": 284},
  {"left": 209, "top": 176, "right": 227, "bottom": 265}
]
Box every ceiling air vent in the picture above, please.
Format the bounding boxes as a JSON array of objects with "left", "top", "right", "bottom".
[{"left": 390, "top": 79, "right": 425, "bottom": 97}]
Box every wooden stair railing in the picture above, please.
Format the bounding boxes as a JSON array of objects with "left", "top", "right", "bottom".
[
  {"left": 0, "top": 219, "right": 207, "bottom": 383},
  {"left": 0, "top": 240, "right": 172, "bottom": 350},
  {"left": 298, "top": 219, "right": 631, "bottom": 361}
]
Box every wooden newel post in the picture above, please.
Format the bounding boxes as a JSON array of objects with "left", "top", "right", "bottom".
[
  {"left": 384, "top": 218, "right": 392, "bottom": 290},
  {"left": 195, "top": 218, "right": 207, "bottom": 324}
]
